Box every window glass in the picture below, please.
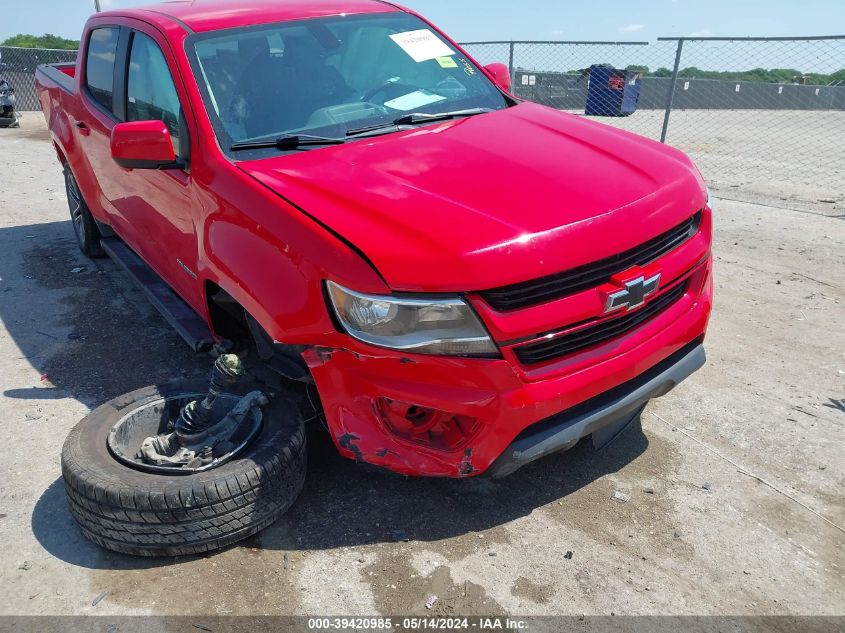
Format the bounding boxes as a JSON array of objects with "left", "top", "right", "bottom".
[
  {"left": 127, "top": 31, "right": 182, "bottom": 155},
  {"left": 85, "top": 27, "right": 119, "bottom": 111},
  {"left": 191, "top": 13, "right": 508, "bottom": 147}
]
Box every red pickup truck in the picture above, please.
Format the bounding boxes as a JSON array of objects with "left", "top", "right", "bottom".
[{"left": 38, "top": 0, "right": 711, "bottom": 557}]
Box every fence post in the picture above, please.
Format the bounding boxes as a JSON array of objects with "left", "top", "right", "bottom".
[
  {"left": 660, "top": 38, "right": 684, "bottom": 143},
  {"left": 508, "top": 41, "right": 516, "bottom": 84}
]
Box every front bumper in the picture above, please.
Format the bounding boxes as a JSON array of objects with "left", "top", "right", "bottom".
[
  {"left": 304, "top": 256, "right": 712, "bottom": 477},
  {"left": 485, "top": 342, "right": 705, "bottom": 477}
]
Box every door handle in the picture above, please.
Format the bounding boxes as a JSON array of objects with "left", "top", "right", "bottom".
[{"left": 75, "top": 121, "right": 90, "bottom": 136}]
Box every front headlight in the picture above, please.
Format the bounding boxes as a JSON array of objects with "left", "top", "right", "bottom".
[{"left": 326, "top": 281, "right": 498, "bottom": 356}]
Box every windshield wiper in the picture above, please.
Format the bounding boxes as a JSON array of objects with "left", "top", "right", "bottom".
[
  {"left": 230, "top": 134, "right": 347, "bottom": 151},
  {"left": 231, "top": 108, "right": 494, "bottom": 150},
  {"left": 392, "top": 107, "right": 493, "bottom": 126},
  {"left": 345, "top": 108, "right": 492, "bottom": 136}
]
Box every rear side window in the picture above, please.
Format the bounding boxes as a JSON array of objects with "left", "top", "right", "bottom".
[
  {"left": 127, "top": 32, "right": 182, "bottom": 156},
  {"left": 85, "top": 27, "right": 119, "bottom": 111}
]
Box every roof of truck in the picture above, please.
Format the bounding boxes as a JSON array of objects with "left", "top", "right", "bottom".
[{"left": 114, "top": 0, "right": 402, "bottom": 34}]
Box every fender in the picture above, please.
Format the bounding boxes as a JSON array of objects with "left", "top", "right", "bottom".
[
  {"left": 49, "top": 103, "right": 75, "bottom": 166},
  {"left": 200, "top": 189, "right": 389, "bottom": 346}
]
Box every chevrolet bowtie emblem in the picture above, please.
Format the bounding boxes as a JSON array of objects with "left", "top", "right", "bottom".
[{"left": 605, "top": 273, "right": 661, "bottom": 314}]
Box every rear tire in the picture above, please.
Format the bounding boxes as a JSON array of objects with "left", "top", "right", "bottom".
[
  {"left": 64, "top": 165, "right": 105, "bottom": 258},
  {"left": 61, "top": 380, "right": 307, "bottom": 557}
]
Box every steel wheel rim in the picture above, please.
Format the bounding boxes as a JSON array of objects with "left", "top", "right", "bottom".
[
  {"left": 106, "top": 392, "right": 264, "bottom": 474},
  {"left": 66, "top": 171, "right": 85, "bottom": 244}
]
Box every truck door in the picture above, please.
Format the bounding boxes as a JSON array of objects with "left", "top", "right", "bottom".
[
  {"left": 108, "top": 26, "right": 204, "bottom": 313},
  {"left": 72, "top": 25, "right": 130, "bottom": 227}
]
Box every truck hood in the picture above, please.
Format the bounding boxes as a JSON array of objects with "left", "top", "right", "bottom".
[{"left": 237, "top": 102, "right": 706, "bottom": 292}]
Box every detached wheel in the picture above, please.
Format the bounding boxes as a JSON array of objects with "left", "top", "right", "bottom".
[
  {"left": 61, "top": 380, "right": 306, "bottom": 557},
  {"left": 63, "top": 165, "right": 104, "bottom": 258}
]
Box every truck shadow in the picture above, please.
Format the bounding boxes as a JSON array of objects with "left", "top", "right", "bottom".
[
  {"left": 1, "top": 220, "right": 208, "bottom": 410},
  {"left": 11, "top": 221, "right": 646, "bottom": 568},
  {"left": 261, "top": 420, "right": 648, "bottom": 551},
  {"left": 0, "top": 218, "right": 196, "bottom": 570},
  {"left": 31, "top": 421, "right": 647, "bottom": 570}
]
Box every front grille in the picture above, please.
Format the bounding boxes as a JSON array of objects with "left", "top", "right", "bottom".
[
  {"left": 479, "top": 211, "right": 701, "bottom": 311},
  {"left": 513, "top": 281, "right": 688, "bottom": 366}
]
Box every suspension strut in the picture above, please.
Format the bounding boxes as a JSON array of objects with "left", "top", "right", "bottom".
[
  {"left": 175, "top": 353, "right": 245, "bottom": 443},
  {"left": 133, "top": 352, "right": 268, "bottom": 471}
]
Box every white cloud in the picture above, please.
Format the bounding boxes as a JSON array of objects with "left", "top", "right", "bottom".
[
  {"left": 618, "top": 23, "right": 645, "bottom": 33},
  {"left": 688, "top": 28, "right": 713, "bottom": 37}
]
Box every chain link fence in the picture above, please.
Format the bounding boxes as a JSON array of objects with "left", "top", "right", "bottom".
[
  {"left": 3, "top": 37, "right": 844, "bottom": 207},
  {"left": 0, "top": 46, "right": 78, "bottom": 110},
  {"left": 462, "top": 37, "right": 845, "bottom": 208}
]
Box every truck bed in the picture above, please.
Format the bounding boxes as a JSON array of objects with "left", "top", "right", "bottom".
[{"left": 35, "top": 63, "right": 75, "bottom": 94}]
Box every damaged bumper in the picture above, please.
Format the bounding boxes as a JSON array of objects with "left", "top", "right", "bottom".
[
  {"left": 484, "top": 342, "right": 705, "bottom": 477},
  {"left": 304, "top": 259, "right": 712, "bottom": 478}
]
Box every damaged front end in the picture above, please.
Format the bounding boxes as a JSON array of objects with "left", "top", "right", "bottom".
[{"left": 303, "top": 346, "right": 525, "bottom": 478}]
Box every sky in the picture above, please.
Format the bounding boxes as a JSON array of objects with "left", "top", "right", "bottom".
[{"left": 3, "top": 0, "right": 844, "bottom": 44}]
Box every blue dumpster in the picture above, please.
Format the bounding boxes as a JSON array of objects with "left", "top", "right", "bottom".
[{"left": 585, "top": 65, "right": 642, "bottom": 116}]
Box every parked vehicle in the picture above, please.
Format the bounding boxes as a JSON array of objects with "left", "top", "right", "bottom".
[
  {"left": 36, "top": 0, "right": 712, "bottom": 557},
  {"left": 0, "top": 79, "right": 19, "bottom": 127}
]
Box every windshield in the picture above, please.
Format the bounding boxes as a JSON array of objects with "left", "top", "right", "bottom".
[{"left": 188, "top": 12, "right": 509, "bottom": 151}]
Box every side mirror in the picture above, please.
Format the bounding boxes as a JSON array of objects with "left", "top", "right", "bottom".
[
  {"left": 484, "top": 62, "right": 512, "bottom": 93},
  {"left": 110, "top": 120, "right": 178, "bottom": 170}
]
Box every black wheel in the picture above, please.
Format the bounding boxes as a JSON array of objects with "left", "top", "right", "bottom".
[
  {"left": 63, "top": 165, "right": 104, "bottom": 258},
  {"left": 61, "top": 380, "right": 306, "bottom": 557}
]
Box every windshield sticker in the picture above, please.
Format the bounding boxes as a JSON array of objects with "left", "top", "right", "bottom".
[
  {"left": 435, "top": 56, "right": 458, "bottom": 69},
  {"left": 384, "top": 90, "right": 447, "bottom": 111},
  {"left": 389, "top": 29, "right": 455, "bottom": 63}
]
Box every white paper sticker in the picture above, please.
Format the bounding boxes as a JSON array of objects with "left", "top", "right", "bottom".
[
  {"left": 384, "top": 90, "right": 447, "bottom": 111},
  {"left": 389, "top": 29, "right": 455, "bottom": 63},
  {"left": 521, "top": 75, "right": 529, "bottom": 86}
]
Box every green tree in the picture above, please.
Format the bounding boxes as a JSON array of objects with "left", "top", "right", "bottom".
[
  {"left": 828, "top": 68, "right": 845, "bottom": 84},
  {"left": 1, "top": 34, "right": 80, "bottom": 50}
]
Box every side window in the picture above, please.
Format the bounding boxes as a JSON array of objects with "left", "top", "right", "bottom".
[
  {"left": 127, "top": 32, "right": 182, "bottom": 156},
  {"left": 85, "top": 27, "right": 120, "bottom": 111}
]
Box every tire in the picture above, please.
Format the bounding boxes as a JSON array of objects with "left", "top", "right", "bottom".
[
  {"left": 63, "top": 165, "right": 105, "bottom": 258},
  {"left": 61, "top": 380, "right": 306, "bottom": 557}
]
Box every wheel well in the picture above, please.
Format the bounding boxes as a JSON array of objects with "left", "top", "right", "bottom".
[
  {"left": 61, "top": 158, "right": 117, "bottom": 238},
  {"left": 53, "top": 141, "right": 67, "bottom": 166},
  {"left": 205, "top": 281, "right": 310, "bottom": 382},
  {"left": 205, "top": 281, "right": 251, "bottom": 344}
]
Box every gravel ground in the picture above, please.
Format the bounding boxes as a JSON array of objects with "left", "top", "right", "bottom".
[{"left": 0, "top": 114, "right": 843, "bottom": 618}]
